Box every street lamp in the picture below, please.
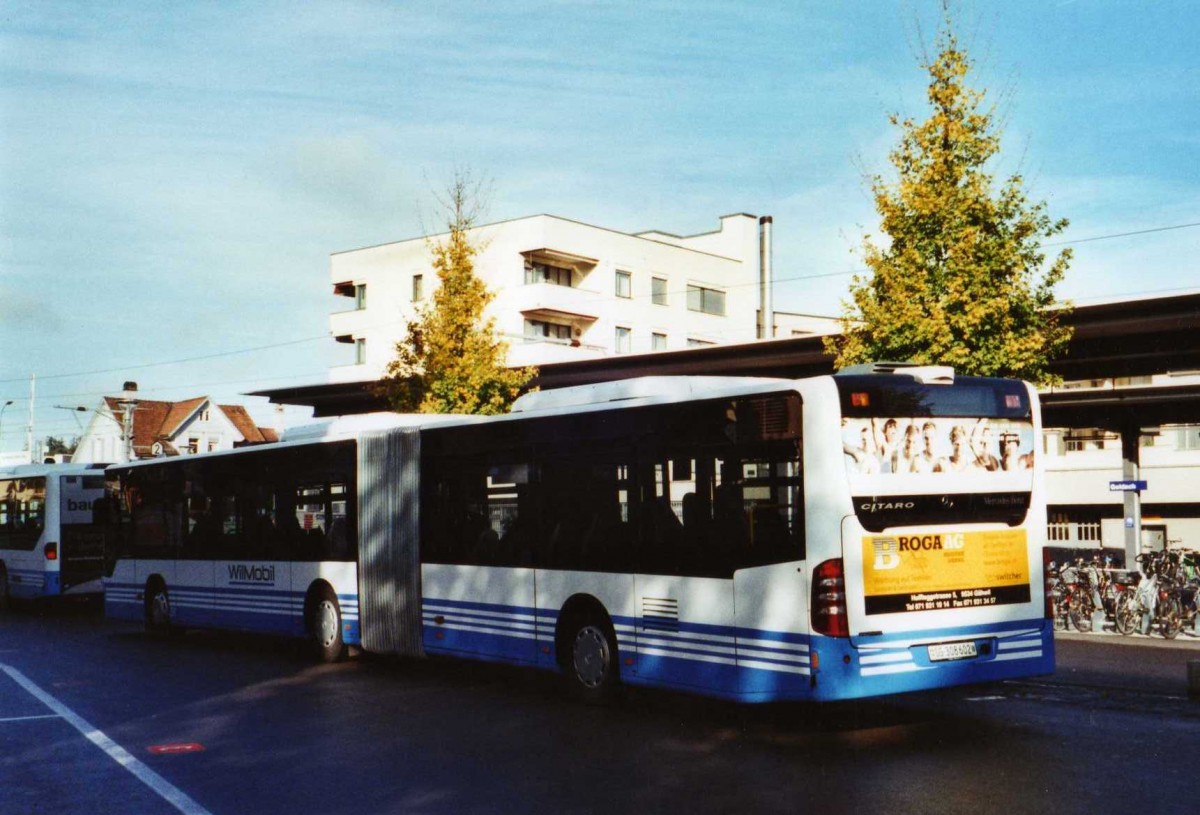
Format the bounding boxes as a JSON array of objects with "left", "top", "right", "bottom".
[{"left": 0, "top": 400, "right": 13, "bottom": 455}]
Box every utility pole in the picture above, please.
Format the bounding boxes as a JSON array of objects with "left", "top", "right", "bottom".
[
  {"left": 25, "top": 375, "right": 36, "bottom": 464},
  {"left": 117, "top": 381, "right": 139, "bottom": 463}
]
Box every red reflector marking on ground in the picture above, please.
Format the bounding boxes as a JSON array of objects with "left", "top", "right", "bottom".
[{"left": 148, "top": 743, "right": 205, "bottom": 755}]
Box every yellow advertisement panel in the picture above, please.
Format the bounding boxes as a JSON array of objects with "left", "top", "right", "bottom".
[{"left": 861, "top": 529, "right": 1031, "bottom": 615}]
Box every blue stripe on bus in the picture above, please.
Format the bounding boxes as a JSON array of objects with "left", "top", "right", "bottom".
[
  {"left": 419, "top": 597, "right": 1052, "bottom": 702},
  {"left": 7, "top": 568, "right": 48, "bottom": 599},
  {"left": 101, "top": 580, "right": 363, "bottom": 646}
]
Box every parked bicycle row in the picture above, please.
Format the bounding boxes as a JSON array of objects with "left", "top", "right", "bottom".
[{"left": 1049, "top": 549, "right": 1200, "bottom": 639}]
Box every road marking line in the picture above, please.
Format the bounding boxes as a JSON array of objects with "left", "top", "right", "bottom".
[
  {"left": 0, "top": 663, "right": 213, "bottom": 815},
  {"left": 0, "top": 714, "right": 62, "bottom": 723}
]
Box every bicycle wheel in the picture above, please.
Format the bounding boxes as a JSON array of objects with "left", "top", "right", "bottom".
[
  {"left": 1070, "top": 595, "right": 1095, "bottom": 633},
  {"left": 1114, "top": 595, "right": 1138, "bottom": 636},
  {"left": 1158, "top": 594, "right": 1183, "bottom": 639}
]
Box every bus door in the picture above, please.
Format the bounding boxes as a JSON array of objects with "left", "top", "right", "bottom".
[
  {"left": 211, "top": 490, "right": 294, "bottom": 636},
  {"left": 58, "top": 474, "right": 108, "bottom": 594},
  {"left": 421, "top": 457, "right": 539, "bottom": 664},
  {"left": 732, "top": 453, "right": 809, "bottom": 700},
  {"left": 632, "top": 453, "right": 738, "bottom": 695}
]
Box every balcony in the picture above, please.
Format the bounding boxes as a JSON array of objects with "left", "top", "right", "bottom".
[
  {"left": 329, "top": 308, "right": 374, "bottom": 337},
  {"left": 511, "top": 282, "right": 603, "bottom": 323},
  {"left": 506, "top": 337, "right": 607, "bottom": 367}
]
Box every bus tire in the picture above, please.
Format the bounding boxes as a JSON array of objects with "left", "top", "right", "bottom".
[
  {"left": 308, "top": 586, "right": 346, "bottom": 663},
  {"left": 144, "top": 580, "right": 176, "bottom": 637},
  {"left": 562, "top": 613, "right": 620, "bottom": 704}
]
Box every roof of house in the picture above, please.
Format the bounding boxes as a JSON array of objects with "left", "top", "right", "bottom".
[
  {"left": 220, "top": 403, "right": 278, "bottom": 444},
  {"left": 101, "top": 395, "right": 276, "bottom": 457}
]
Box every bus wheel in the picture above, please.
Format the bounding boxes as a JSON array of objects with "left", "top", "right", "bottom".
[
  {"left": 145, "top": 582, "right": 175, "bottom": 636},
  {"left": 566, "top": 617, "right": 620, "bottom": 703},
  {"left": 309, "top": 587, "right": 346, "bottom": 663}
]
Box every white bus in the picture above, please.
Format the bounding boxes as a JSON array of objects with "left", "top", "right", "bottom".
[
  {"left": 104, "top": 367, "right": 1053, "bottom": 702},
  {"left": 1, "top": 462, "right": 111, "bottom": 608}
]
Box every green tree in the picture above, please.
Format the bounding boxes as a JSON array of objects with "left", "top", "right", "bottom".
[
  {"left": 376, "top": 173, "right": 536, "bottom": 415},
  {"left": 825, "top": 15, "right": 1072, "bottom": 385},
  {"left": 45, "top": 435, "right": 77, "bottom": 456}
]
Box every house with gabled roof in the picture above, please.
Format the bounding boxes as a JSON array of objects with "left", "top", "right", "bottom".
[{"left": 70, "top": 384, "right": 277, "bottom": 464}]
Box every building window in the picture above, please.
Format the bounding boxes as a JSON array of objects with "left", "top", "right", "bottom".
[
  {"left": 651, "top": 277, "right": 668, "bottom": 306},
  {"left": 356, "top": 284, "right": 367, "bottom": 310},
  {"left": 615, "top": 326, "right": 632, "bottom": 354},
  {"left": 524, "top": 319, "right": 572, "bottom": 342},
  {"left": 412, "top": 275, "right": 423, "bottom": 302},
  {"left": 525, "top": 260, "right": 573, "bottom": 287},
  {"left": 687, "top": 338, "right": 716, "bottom": 348},
  {"left": 1176, "top": 425, "right": 1200, "bottom": 451},
  {"left": 186, "top": 438, "right": 199, "bottom": 455},
  {"left": 355, "top": 338, "right": 366, "bottom": 365},
  {"left": 687, "top": 285, "right": 726, "bottom": 316},
  {"left": 201, "top": 408, "right": 210, "bottom": 422},
  {"left": 208, "top": 439, "right": 218, "bottom": 452},
  {"left": 651, "top": 332, "right": 667, "bottom": 351},
  {"left": 615, "top": 270, "right": 632, "bottom": 299}
]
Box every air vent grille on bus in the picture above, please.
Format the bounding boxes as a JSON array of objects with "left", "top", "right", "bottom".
[{"left": 641, "top": 597, "right": 680, "bottom": 632}]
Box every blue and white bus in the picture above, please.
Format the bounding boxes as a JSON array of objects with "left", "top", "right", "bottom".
[
  {"left": 104, "top": 366, "right": 1053, "bottom": 702},
  {"left": 1, "top": 463, "right": 111, "bottom": 607}
]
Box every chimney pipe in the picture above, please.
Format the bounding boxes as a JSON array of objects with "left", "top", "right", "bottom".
[{"left": 758, "top": 216, "right": 774, "bottom": 339}]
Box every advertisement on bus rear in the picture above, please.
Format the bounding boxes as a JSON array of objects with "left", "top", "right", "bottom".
[
  {"left": 842, "top": 417, "right": 1036, "bottom": 478},
  {"left": 861, "top": 529, "right": 1031, "bottom": 615}
]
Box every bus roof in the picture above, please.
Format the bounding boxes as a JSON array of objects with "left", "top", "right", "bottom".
[
  {"left": 0, "top": 462, "right": 109, "bottom": 479},
  {"left": 510, "top": 376, "right": 788, "bottom": 413}
]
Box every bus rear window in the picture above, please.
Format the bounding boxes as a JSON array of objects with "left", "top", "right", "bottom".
[{"left": 836, "top": 375, "right": 1030, "bottom": 420}]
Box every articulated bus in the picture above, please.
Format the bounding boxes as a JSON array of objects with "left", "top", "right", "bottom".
[
  {"left": 104, "top": 366, "right": 1053, "bottom": 702},
  {"left": 1, "top": 463, "right": 111, "bottom": 608}
]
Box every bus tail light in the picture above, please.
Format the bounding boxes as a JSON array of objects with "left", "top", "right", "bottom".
[
  {"left": 812, "top": 558, "right": 849, "bottom": 638},
  {"left": 45, "top": 542, "right": 58, "bottom": 561}
]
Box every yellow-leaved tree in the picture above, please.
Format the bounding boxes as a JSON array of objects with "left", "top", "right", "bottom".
[
  {"left": 376, "top": 173, "right": 536, "bottom": 414},
  {"left": 825, "top": 14, "right": 1073, "bottom": 385}
]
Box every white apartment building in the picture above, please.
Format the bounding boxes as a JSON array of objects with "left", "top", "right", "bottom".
[{"left": 327, "top": 213, "right": 842, "bottom": 383}]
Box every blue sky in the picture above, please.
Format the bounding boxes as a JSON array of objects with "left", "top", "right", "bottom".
[{"left": 2, "top": 1, "right": 1198, "bottom": 452}]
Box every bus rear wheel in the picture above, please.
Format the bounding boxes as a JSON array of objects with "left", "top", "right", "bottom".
[
  {"left": 309, "top": 587, "right": 346, "bottom": 663},
  {"left": 144, "top": 582, "right": 177, "bottom": 637},
  {"left": 565, "top": 617, "right": 620, "bottom": 703}
]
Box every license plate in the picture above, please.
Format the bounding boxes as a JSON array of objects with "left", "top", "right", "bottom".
[{"left": 928, "top": 641, "right": 978, "bottom": 662}]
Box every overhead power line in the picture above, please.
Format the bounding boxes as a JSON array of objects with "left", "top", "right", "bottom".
[
  {"left": 2, "top": 219, "right": 1195, "bottom": 388},
  {"left": 0, "top": 335, "right": 328, "bottom": 385}
]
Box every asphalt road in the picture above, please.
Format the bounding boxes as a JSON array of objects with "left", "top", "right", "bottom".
[{"left": 2, "top": 601, "right": 1198, "bottom": 815}]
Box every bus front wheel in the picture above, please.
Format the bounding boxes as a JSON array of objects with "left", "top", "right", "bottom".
[{"left": 309, "top": 587, "right": 346, "bottom": 663}]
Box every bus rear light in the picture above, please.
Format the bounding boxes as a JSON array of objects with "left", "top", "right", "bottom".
[
  {"left": 44, "top": 542, "right": 58, "bottom": 561},
  {"left": 812, "top": 558, "right": 849, "bottom": 638}
]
